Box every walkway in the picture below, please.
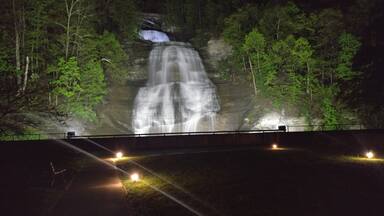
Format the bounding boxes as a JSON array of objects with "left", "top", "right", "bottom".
[{"left": 50, "top": 162, "right": 127, "bottom": 216}]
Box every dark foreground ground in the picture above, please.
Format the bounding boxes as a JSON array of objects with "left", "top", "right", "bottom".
[
  {"left": 2, "top": 141, "right": 384, "bottom": 216},
  {"left": 118, "top": 148, "right": 384, "bottom": 216}
]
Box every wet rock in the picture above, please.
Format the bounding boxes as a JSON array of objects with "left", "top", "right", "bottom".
[
  {"left": 123, "top": 40, "right": 152, "bottom": 81},
  {"left": 207, "top": 38, "right": 232, "bottom": 66}
]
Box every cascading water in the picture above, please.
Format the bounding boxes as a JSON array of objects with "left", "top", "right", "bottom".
[
  {"left": 132, "top": 39, "right": 220, "bottom": 134},
  {"left": 139, "top": 30, "right": 170, "bottom": 42}
]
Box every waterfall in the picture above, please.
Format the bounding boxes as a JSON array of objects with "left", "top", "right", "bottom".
[
  {"left": 132, "top": 42, "right": 220, "bottom": 134},
  {"left": 139, "top": 30, "right": 170, "bottom": 43}
]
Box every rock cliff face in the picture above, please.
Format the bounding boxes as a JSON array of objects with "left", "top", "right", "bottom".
[
  {"left": 89, "top": 35, "right": 254, "bottom": 134},
  {"left": 206, "top": 38, "right": 233, "bottom": 70},
  {"left": 123, "top": 40, "right": 152, "bottom": 81},
  {"left": 87, "top": 15, "right": 305, "bottom": 135}
]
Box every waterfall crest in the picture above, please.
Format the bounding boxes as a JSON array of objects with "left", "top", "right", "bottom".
[
  {"left": 139, "top": 30, "right": 170, "bottom": 42},
  {"left": 132, "top": 42, "right": 220, "bottom": 133}
]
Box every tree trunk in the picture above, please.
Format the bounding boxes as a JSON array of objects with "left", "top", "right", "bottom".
[
  {"left": 22, "top": 56, "right": 29, "bottom": 92},
  {"left": 276, "top": 18, "right": 281, "bottom": 41},
  {"left": 242, "top": 56, "right": 247, "bottom": 73},
  {"left": 306, "top": 62, "right": 310, "bottom": 94},
  {"left": 256, "top": 51, "right": 261, "bottom": 90},
  {"left": 13, "top": 0, "right": 21, "bottom": 86},
  {"left": 65, "top": 0, "right": 80, "bottom": 60},
  {"left": 21, "top": 4, "right": 25, "bottom": 63},
  {"left": 248, "top": 57, "right": 257, "bottom": 95},
  {"left": 65, "top": 0, "right": 72, "bottom": 60}
]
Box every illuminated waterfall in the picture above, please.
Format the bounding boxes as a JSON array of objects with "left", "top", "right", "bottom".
[
  {"left": 132, "top": 41, "right": 220, "bottom": 134},
  {"left": 139, "top": 30, "right": 170, "bottom": 43}
]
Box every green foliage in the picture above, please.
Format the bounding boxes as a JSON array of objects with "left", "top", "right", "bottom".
[
  {"left": 320, "top": 88, "right": 339, "bottom": 129},
  {"left": 164, "top": 0, "right": 245, "bottom": 36},
  {"left": 52, "top": 57, "right": 81, "bottom": 100},
  {"left": 173, "top": 0, "right": 365, "bottom": 128},
  {"left": 0, "top": 0, "right": 136, "bottom": 133},
  {"left": 111, "top": 0, "right": 138, "bottom": 40},
  {"left": 223, "top": 6, "right": 258, "bottom": 49},
  {"left": 97, "top": 32, "right": 128, "bottom": 83},
  {"left": 292, "top": 38, "right": 313, "bottom": 68},
  {"left": 312, "top": 9, "right": 344, "bottom": 51},
  {"left": 218, "top": 1, "right": 363, "bottom": 127},
  {"left": 51, "top": 57, "right": 106, "bottom": 122},
  {"left": 80, "top": 60, "right": 106, "bottom": 108},
  {"left": 0, "top": 51, "right": 12, "bottom": 74},
  {"left": 336, "top": 33, "right": 361, "bottom": 80},
  {"left": 243, "top": 29, "right": 277, "bottom": 95},
  {"left": 259, "top": 2, "right": 306, "bottom": 41},
  {"left": 243, "top": 29, "right": 266, "bottom": 54}
]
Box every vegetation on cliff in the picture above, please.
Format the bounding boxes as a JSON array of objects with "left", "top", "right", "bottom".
[
  {"left": 161, "top": 0, "right": 383, "bottom": 128},
  {"left": 0, "top": 0, "right": 136, "bottom": 132}
]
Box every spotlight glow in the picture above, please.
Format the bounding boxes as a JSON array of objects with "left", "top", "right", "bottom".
[
  {"left": 366, "top": 151, "right": 375, "bottom": 159},
  {"left": 130, "top": 173, "right": 140, "bottom": 182},
  {"left": 116, "top": 151, "right": 123, "bottom": 159},
  {"left": 272, "top": 144, "right": 278, "bottom": 150}
]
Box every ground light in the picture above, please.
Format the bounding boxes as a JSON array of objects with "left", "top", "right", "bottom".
[
  {"left": 130, "top": 173, "right": 140, "bottom": 182},
  {"left": 272, "top": 144, "right": 279, "bottom": 150},
  {"left": 116, "top": 151, "right": 123, "bottom": 159},
  {"left": 366, "top": 151, "right": 375, "bottom": 159}
]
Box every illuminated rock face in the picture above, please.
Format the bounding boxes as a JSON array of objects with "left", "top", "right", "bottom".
[{"left": 132, "top": 42, "right": 220, "bottom": 133}]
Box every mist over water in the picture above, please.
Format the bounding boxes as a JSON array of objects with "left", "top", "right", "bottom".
[{"left": 132, "top": 41, "right": 220, "bottom": 133}]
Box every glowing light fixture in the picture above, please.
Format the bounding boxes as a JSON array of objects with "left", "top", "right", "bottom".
[
  {"left": 116, "top": 151, "right": 123, "bottom": 159},
  {"left": 366, "top": 151, "right": 375, "bottom": 159},
  {"left": 130, "top": 173, "right": 140, "bottom": 182},
  {"left": 272, "top": 144, "right": 279, "bottom": 150}
]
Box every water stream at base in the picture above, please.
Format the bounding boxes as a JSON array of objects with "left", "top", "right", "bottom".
[{"left": 132, "top": 41, "right": 220, "bottom": 134}]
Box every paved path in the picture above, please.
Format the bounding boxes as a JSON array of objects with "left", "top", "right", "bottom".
[{"left": 50, "top": 162, "right": 127, "bottom": 216}]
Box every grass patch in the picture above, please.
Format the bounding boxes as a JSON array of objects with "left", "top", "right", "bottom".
[
  {"left": 118, "top": 148, "right": 384, "bottom": 216},
  {"left": 327, "top": 155, "right": 384, "bottom": 165}
]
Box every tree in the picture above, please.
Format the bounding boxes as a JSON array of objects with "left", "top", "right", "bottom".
[
  {"left": 336, "top": 32, "right": 361, "bottom": 81},
  {"left": 223, "top": 6, "right": 258, "bottom": 49},
  {"left": 243, "top": 29, "right": 266, "bottom": 95},
  {"left": 222, "top": 6, "right": 259, "bottom": 81},
  {"left": 292, "top": 37, "right": 315, "bottom": 99},
  {"left": 75, "top": 59, "right": 106, "bottom": 121},
  {"left": 243, "top": 29, "right": 277, "bottom": 96},
  {"left": 51, "top": 56, "right": 106, "bottom": 122},
  {"left": 269, "top": 36, "right": 298, "bottom": 105},
  {"left": 320, "top": 87, "right": 339, "bottom": 130},
  {"left": 111, "top": 0, "right": 137, "bottom": 40},
  {"left": 12, "top": 0, "right": 23, "bottom": 87},
  {"left": 258, "top": 2, "right": 307, "bottom": 42},
  {"left": 311, "top": 9, "right": 345, "bottom": 84},
  {"left": 51, "top": 57, "right": 82, "bottom": 113},
  {"left": 63, "top": 0, "right": 81, "bottom": 60}
]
